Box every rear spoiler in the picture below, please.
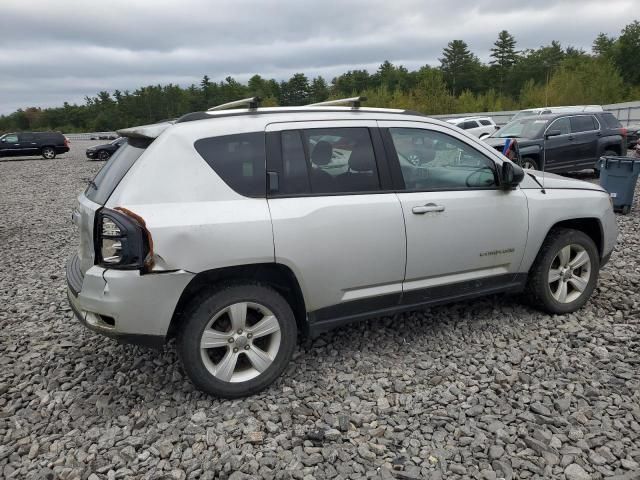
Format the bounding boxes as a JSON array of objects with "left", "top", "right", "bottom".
[{"left": 117, "top": 121, "right": 174, "bottom": 140}]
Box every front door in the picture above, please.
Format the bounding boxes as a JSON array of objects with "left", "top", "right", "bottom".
[
  {"left": 544, "top": 116, "right": 574, "bottom": 171},
  {"left": 379, "top": 121, "right": 529, "bottom": 305},
  {"left": 569, "top": 115, "right": 600, "bottom": 168},
  {"left": 265, "top": 121, "right": 406, "bottom": 324},
  {"left": 0, "top": 133, "right": 20, "bottom": 157}
]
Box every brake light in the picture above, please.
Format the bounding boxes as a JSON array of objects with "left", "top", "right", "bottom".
[
  {"left": 95, "top": 208, "right": 153, "bottom": 270},
  {"left": 64, "top": 137, "right": 70, "bottom": 147},
  {"left": 621, "top": 128, "right": 627, "bottom": 137}
]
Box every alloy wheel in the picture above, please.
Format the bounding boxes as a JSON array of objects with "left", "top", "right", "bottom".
[
  {"left": 200, "top": 302, "right": 281, "bottom": 383},
  {"left": 43, "top": 148, "right": 55, "bottom": 159},
  {"left": 548, "top": 244, "right": 591, "bottom": 304}
]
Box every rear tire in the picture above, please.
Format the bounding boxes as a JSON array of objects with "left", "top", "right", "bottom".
[
  {"left": 521, "top": 157, "right": 539, "bottom": 170},
  {"left": 98, "top": 150, "right": 111, "bottom": 161},
  {"left": 42, "top": 147, "right": 56, "bottom": 159},
  {"left": 525, "top": 228, "right": 599, "bottom": 314},
  {"left": 178, "top": 284, "right": 297, "bottom": 398}
]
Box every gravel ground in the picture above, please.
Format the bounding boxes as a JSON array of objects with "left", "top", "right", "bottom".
[{"left": 1, "top": 141, "right": 639, "bottom": 480}]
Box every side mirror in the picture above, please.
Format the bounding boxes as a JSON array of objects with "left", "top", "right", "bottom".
[
  {"left": 501, "top": 161, "right": 524, "bottom": 190},
  {"left": 0, "top": 138, "right": 5, "bottom": 143},
  {"left": 494, "top": 125, "right": 500, "bottom": 130},
  {"left": 545, "top": 130, "right": 562, "bottom": 139}
]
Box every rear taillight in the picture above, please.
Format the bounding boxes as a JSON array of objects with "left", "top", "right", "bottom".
[
  {"left": 621, "top": 128, "right": 627, "bottom": 137},
  {"left": 95, "top": 208, "right": 153, "bottom": 270},
  {"left": 64, "top": 137, "right": 70, "bottom": 147}
]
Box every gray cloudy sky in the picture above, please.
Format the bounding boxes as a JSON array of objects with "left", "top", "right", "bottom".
[{"left": 0, "top": 0, "right": 636, "bottom": 114}]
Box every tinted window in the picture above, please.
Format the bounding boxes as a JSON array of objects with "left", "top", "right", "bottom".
[
  {"left": 463, "top": 121, "right": 478, "bottom": 129},
  {"left": 19, "top": 133, "right": 35, "bottom": 141},
  {"left": 390, "top": 128, "right": 496, "bottom": 190},
  {"left": 570, "top": 116, "right": 597, "bottom": 133},
  {"left": 279, "top": 128, "right": 380, "bottom": 194},
  {"left": 85, "top": 139, "right": 147, "bottom": 205},
  {"left": 601, "top": 113, "right": 622, "bottom": 129},
  {"left": 195, "top": 132, "right": 266, "bottom": 197},
  {"left": 548, "top": 117, "right": 571, "bottom": 135},
  {"left": 479, "top": 119, "right": 492, "bottom": 126}
]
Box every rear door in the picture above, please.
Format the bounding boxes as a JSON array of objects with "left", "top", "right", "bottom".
[
  {"left": 265, "top": 120, "right": 406, "bottom": 322},
  {"left": 569, "top": 115, "right": 600, "bottom": 168},
  {"left": 378, "top": 120, "right": 528, "bottom": 303}
]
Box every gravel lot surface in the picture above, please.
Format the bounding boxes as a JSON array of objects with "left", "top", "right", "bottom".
[{"left": 1, "top": 141, "right": 639, "bottom": 480}]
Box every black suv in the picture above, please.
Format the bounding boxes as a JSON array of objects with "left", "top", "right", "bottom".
[
  {"left": 0, "top": 132, "right": 70, "bottom": 159},
  {"left": 485, "top": 112, "right": 626, "bottom": 173}
]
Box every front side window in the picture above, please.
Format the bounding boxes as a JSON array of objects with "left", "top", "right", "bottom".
[
  {"left": 2, "top": 134, "right": 18, "bottom": 143},
  {"left": 279, "top": 127, "right": 380, "bottom": 195},
  {"left": 390, "top": 128, "right": 497, "bottom": 190},
  {"left": 548, "top": 117, "right": 571, "bottom": 135},
  {"left": 463, "top": 121, "right": 478, "bottom": 130},
  {"left": 195, "top": 132, "right": 266, "bottom": 197},
  {"left": 570, "top": 115, "right": 598, "bottom": 133}
]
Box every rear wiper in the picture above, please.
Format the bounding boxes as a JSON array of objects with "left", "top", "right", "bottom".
[{"left": 85, "top": 178, "right": 98, "bottom": 190}]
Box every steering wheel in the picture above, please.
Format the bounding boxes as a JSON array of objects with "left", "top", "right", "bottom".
[{"left": 465, "top": 167, "right": 493, "bottom": 188}]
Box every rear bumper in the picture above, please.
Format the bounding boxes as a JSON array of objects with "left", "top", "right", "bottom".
[{"left": 65, "top": 253, "right": 194, "bottom": 347}]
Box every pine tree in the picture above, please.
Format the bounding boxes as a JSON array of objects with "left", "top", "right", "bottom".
[
  {"left": 490, "top": 30, "right": 518, "bottom": 93},
  {"left": 439, "top": 40, "right": 480, "bottom": 95},
  {"left": 309, "top": 76, "right": 329, "bottom": 103},
  {"left": 592, "top": 33, "right": 615, "bottom": 57}
]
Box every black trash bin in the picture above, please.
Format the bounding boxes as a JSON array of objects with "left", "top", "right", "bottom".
[{"left": 596, "top": 156, "right": 640, "bottom": 214}]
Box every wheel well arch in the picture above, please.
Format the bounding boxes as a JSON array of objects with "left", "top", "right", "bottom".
[
  {"left": 546, "top": 217, "right": 604, "bottom": 258},
  {"left": 601, "top": 144, "right": 621, "bottom": 155},
  {"left": 167, "top": 263, "right": 308, "bottom": 339}
]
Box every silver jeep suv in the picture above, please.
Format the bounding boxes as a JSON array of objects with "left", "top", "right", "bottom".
[{"left": 67, "top": 97, "right": 618, "bottom": 398}]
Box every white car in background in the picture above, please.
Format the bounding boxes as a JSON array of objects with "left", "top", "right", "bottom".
[{"left": 446, "top": 116, "right": 498, "bottom": 139}]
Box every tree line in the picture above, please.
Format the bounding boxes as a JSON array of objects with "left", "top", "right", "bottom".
[{"left": 1, "top": 21, "right": 639, "bottom": 133}]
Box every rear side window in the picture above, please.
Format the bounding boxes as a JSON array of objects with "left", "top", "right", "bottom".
[
  {"left": 570, "top": 116, "right": 597, "bottom": 133},
  {"left": 479, "top": 119, "right": 492, "bottom": 126},
  {"left": 278, "top": 128, "right": 380, "bottom": 195},
  {"left": 601, "top": 113, "right": 622, "bottom": 129},
  {"left": 195, "top": 132, "right": 266, "bottom": 197},
  {"left": 19, "top": 133, "right": 35, "bottom": 141},
  {"left": 85, "top": 139, "right": 147, "bottom": 205}
]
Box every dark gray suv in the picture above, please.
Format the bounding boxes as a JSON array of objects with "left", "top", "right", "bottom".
[{"left": 485, "top": 112, "right": 627, "bottom": 173}]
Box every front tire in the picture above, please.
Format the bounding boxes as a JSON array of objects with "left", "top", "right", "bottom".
[
  {"left": 98, "top": 150, "right": 111, "bottom": 161},
  {"left": 520, "top": 157, "right": 539, "bottom": 170},
  {"left": 42, "top": 147, "right": 56, "bottom": 159},
  {"left": 526, "top": 228, "right": 599, "bottom": 314},
  {"left": 178, "top": 284, "right": 297, "bottom": 398}
]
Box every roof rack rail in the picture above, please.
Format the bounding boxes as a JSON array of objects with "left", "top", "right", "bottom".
[
  {"left": 208, "top": 96, "right": 261, "bottom": 111},
  {"left": 309, "top": 96, "right": 366, "bottom": 108}
]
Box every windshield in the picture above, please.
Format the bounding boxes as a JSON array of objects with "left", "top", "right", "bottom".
[
  {"left": 110, "top": 137, "right": 124, "bottom": 145},
  {"left": 85, "top": 139, "right": 148, "bottom": 204},
  {"left": 493, "top": 118, "right": 548, "bottom": 139}
]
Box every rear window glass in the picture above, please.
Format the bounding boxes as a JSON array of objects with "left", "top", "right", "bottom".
[
  {"left": 601, "top": 113, "right": 622, "bottom": 129},
  {"left": 570, "top": 116, "right": 597, "bottom": 133},
  {"left": 194, "top": 132, "right": 266, "bottom": 197},
  {"left": 479, "top": 119, "right": 492, "bottom": 126},
  {"left": 85, "top": 139, "right": 147, "bottom": 205}
]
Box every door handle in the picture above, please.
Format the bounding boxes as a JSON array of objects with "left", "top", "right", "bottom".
[{"left": 412, "top": 203, "right": 445, "bottom": 214}]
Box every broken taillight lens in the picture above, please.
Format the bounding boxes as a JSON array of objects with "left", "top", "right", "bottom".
[{"left": 95, "top": 208, "right": 151, "bottom": 270}]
